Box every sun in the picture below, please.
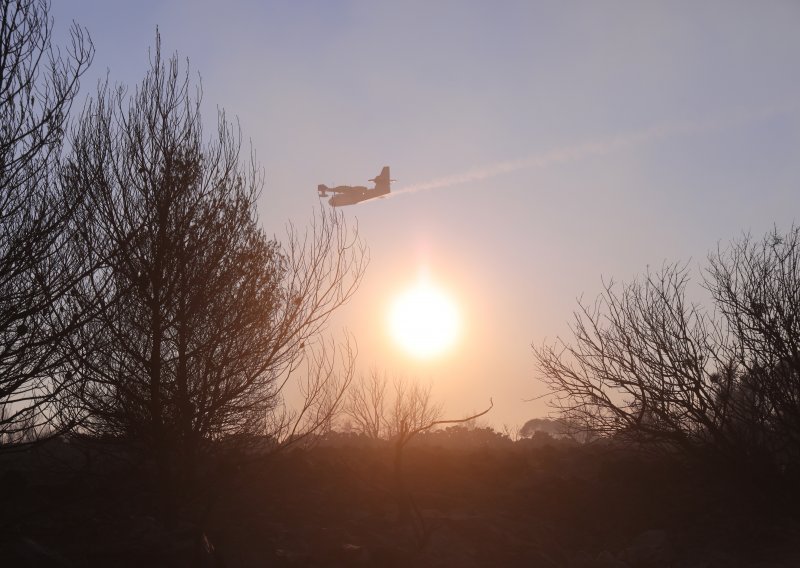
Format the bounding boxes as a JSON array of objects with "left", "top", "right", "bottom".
[{"left": 389, "top": 276, "right": 460, "bottom": 359}]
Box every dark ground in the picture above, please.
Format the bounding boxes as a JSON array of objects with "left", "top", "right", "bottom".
[{"left": 2, "top": 435, "right": 799, "bottom": 567}]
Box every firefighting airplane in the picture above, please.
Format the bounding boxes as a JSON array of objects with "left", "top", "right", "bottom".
[{"left": 317, "top": 166, "right": 393, "bottom": 207}]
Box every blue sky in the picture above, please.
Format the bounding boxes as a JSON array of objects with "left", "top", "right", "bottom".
[{"left": 52, "top": 1, "right": 800, "bottom": 427}]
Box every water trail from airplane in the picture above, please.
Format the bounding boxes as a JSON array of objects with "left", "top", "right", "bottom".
[{"left": 391, "top": 102, "right": 799, "bottom": 197}]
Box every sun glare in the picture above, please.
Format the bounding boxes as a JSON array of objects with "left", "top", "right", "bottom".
[{"left": 389, "top": 276, "right": 460, "bottom": 359}]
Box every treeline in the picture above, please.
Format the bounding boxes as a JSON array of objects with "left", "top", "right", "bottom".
[{"left": 0, "top": 0, "right": 366, "bottom": 492}]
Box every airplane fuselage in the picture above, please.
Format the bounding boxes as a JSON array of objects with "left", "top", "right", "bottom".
[{"left": 327, "top": 186, "right": 389, "bottom": 207}]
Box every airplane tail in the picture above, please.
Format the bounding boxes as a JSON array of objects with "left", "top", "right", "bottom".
[
  {"left": 369, "top": 166, "right": 393, "bottom": 194},
  {"left": 369, "top": 166, "right": 390, "bottom": 183},
  {"left": 317, "top": 184, "right": 329, "bottom": 197}
]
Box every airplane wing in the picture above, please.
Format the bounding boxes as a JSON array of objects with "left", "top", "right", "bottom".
[{"left": 321, "top": 184, "right": 369, "bottom": 195}]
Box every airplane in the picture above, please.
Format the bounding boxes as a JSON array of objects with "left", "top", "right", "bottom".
[{"left": 317, "top": 166, "right": 394, "bottom": 207}]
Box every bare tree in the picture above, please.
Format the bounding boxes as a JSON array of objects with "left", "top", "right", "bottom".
[
  {"left": 535, "top": 226, "right": 800, "bottom": 474},
  {"left": 346, "top": 372, "right": 492, "bottom": 546},
  {"left": 345, "top": 369, "right": 389, "bottom": 439},
  {"left": 346, "top": 372, "right": 493, "bottom": 452},
  {"left": 266, "top": 335, "right": 357, "bottom": 450},
  {"left": 391, "top": 378, "right": 492, "bottom": 547},
  {"left": 706, "top": 227, "right": 800, "bottom": 468},
  {"left": 62, "top": 37, "right": 366, "bottom": 490},
  {"left": 535, "top": 263, "right": 715, "bottom": 452},
  {"left": 0, "top": 0, "right": 93, "bottom": 444}
]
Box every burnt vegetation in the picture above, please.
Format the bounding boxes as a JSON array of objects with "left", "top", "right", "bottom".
[{"left": 2, "top": 1, "right": 800, "bottom": 566}]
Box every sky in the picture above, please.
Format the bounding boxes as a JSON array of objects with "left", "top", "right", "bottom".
[{"left": 51, "top": 1, "right": 800, "bottom": 428}]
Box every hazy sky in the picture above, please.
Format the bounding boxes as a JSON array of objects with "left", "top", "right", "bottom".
[{"left": 52, "top": 1, "right": 800, "bottom": 427}]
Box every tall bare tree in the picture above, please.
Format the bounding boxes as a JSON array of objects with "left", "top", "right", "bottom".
[
  {"left": 62, "top": 37, "right": 365, "bottom": 486},
  {"left": 0, "top": 0, "right": 93, "bottom": 444},
  {"left": 535, "top": 226, "right": 800, "bottom": 475}
]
